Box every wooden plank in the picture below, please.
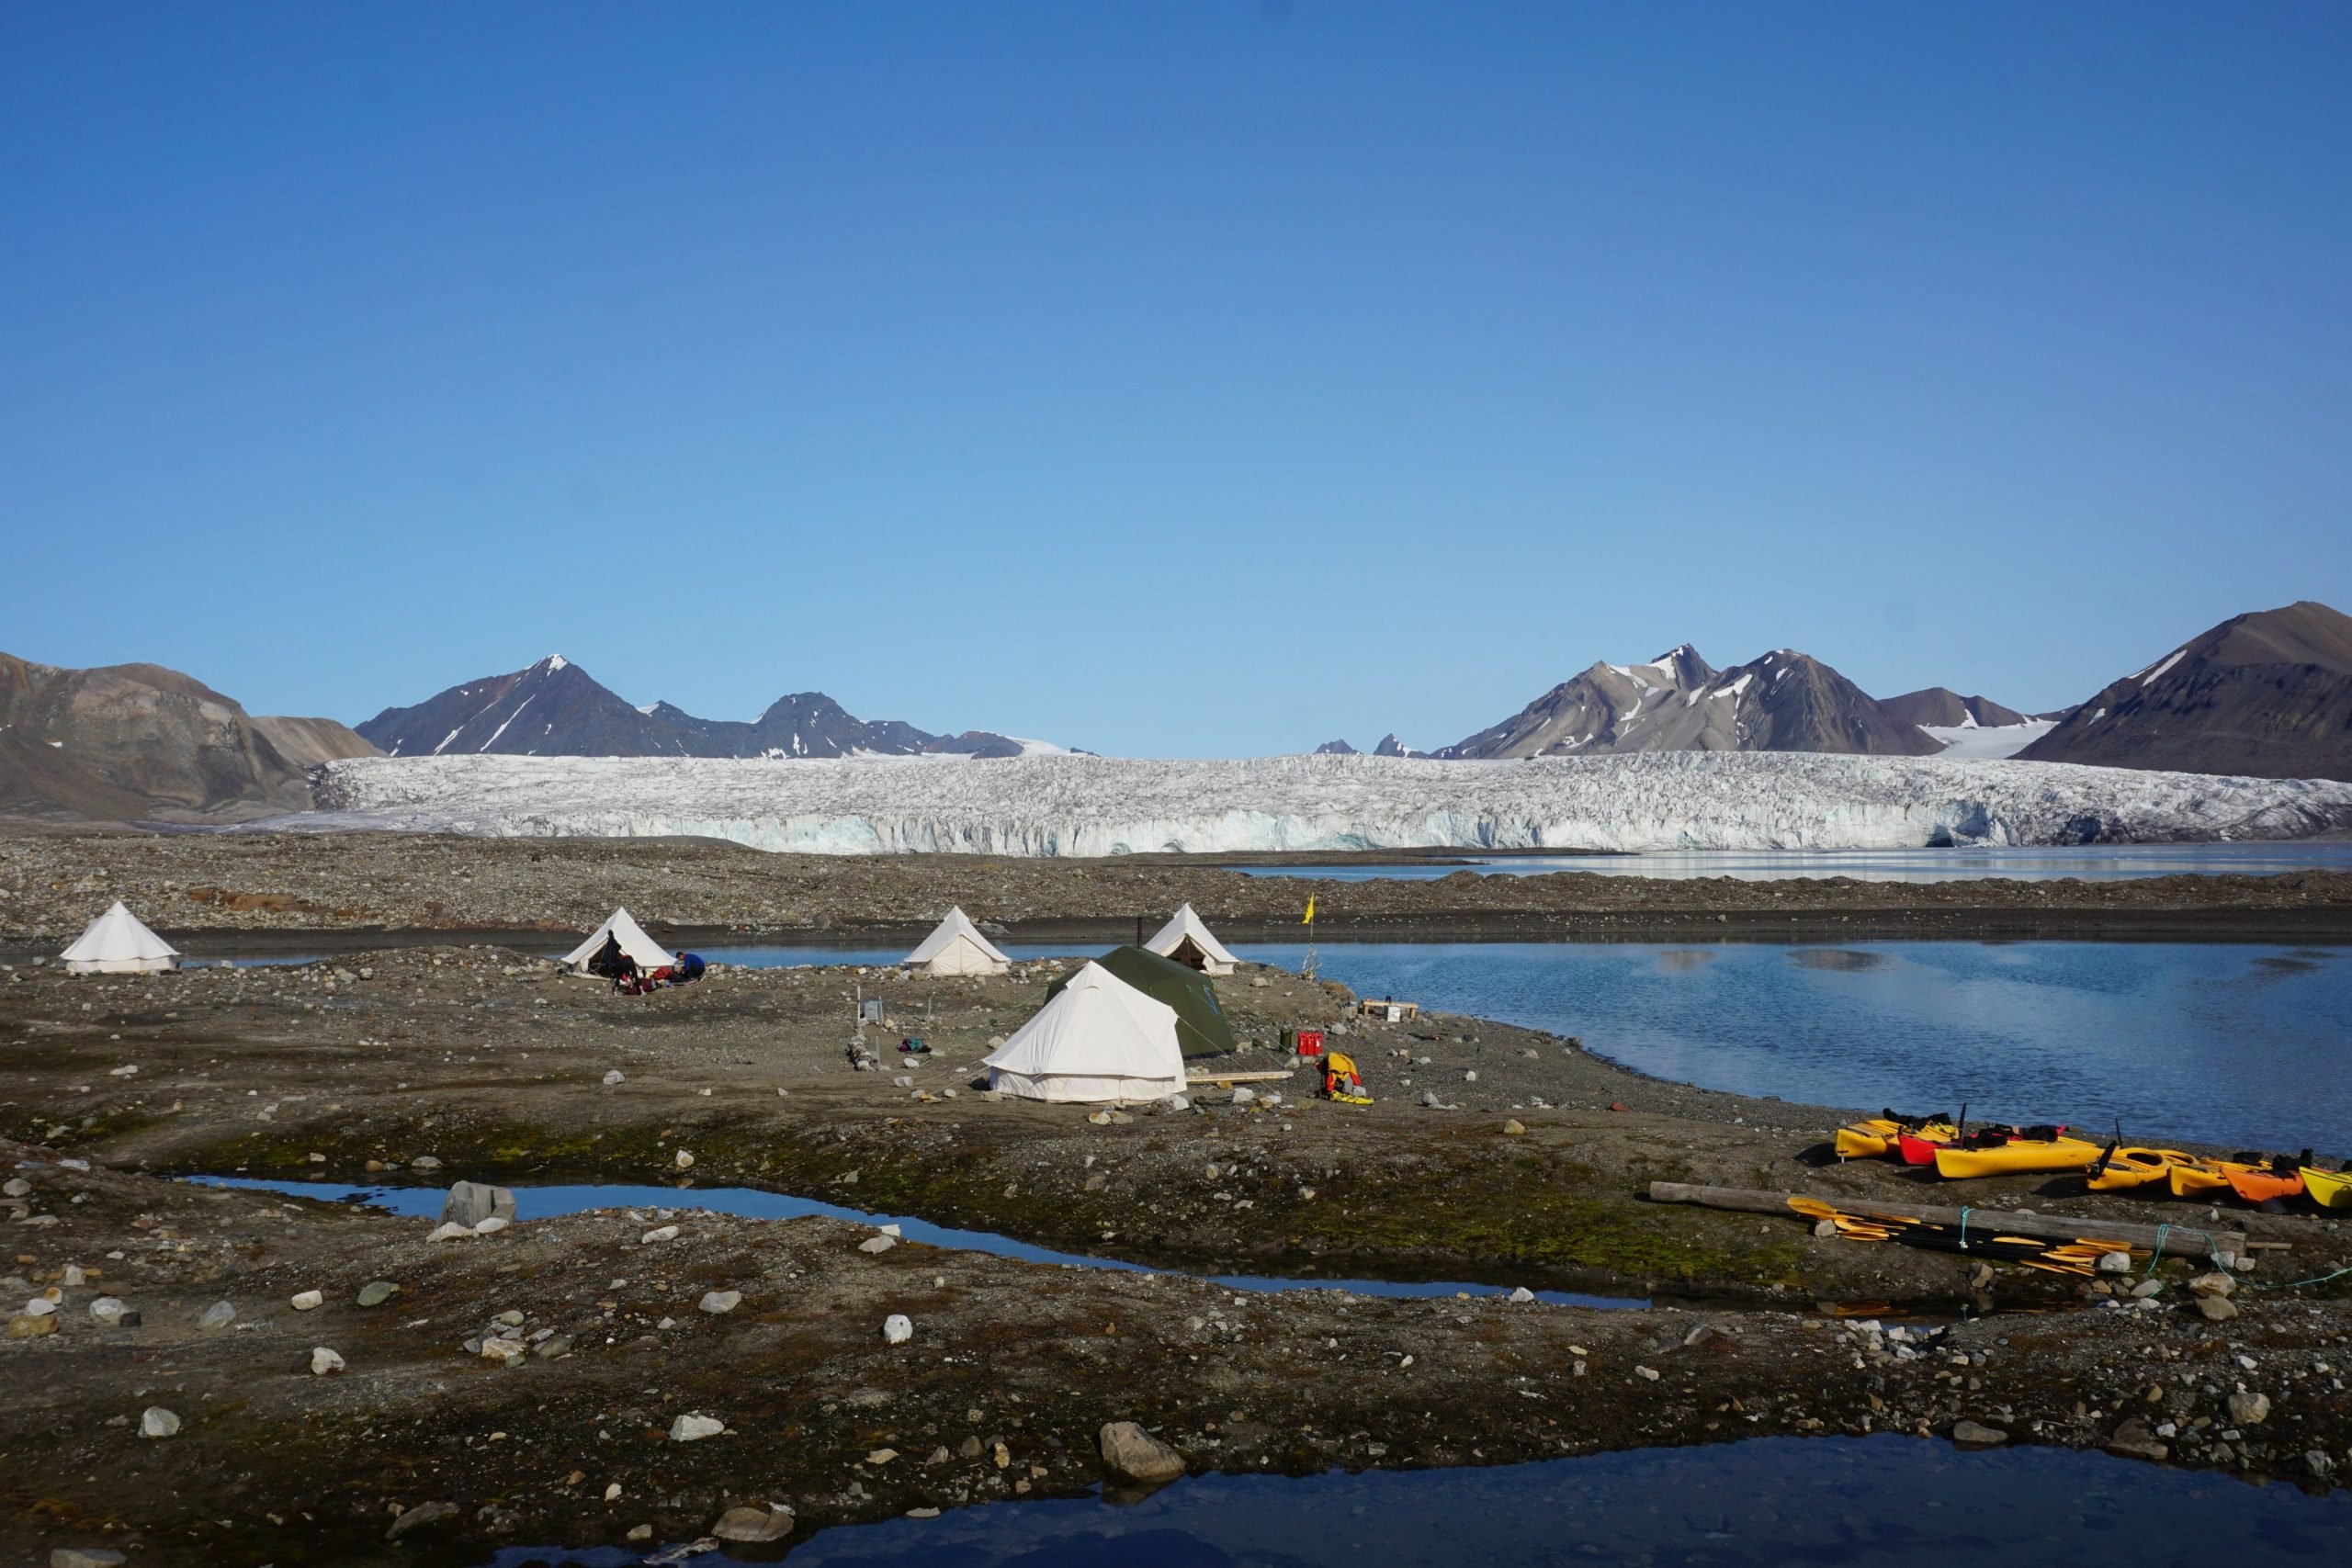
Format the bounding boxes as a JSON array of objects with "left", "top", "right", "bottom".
[
  {"left": 1186, "top": 1069, "right": 1296, "bottom": 1086},
  {"left": 1646, "top": 1181, "right": 2245, "bottom": 1262}
]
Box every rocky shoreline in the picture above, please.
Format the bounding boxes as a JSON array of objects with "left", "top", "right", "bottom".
[
  {"left": 5, "top": 830, "right": 2352, "bottom": 948},
  {"left": 4, "top": 926, "right": 2351, "bottom": 1563}
]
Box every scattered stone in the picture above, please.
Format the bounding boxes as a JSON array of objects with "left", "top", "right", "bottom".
[
  {"left": 533, "top": 1335, "right": 575, "bottom": 1359},
  {"left": 859, "top": 1235, "right": 897, "bottom": 1255},
  {"left": 1813, "top": 1219, "right": 1839, "bottom": 1239},
  {"left": 61, "top": 1263, "right": 85, "bottom": 1286},
  {"left": 1501, "top": 1119, "right": 1525, "bottom": 1135},
  {"left": 925, "top": 1445, "right": 953, "bottom": 1465},
  {"left": 51, "top": 1548, "right": 128, "bottom": 1568},
  {"left": 2129, "top": 1279, "right": 2164, "bottom": 1299},
  {"left": 6, "top": 1314, "right": 55, "bottom": 1338},
  {"left": 411, "top": 1155, "right": 443, "bottom": 1171},
  {"left": 884, "top": 1314, "right": 913, "bottom": 1344},
  {"left": 2227, "top": 1392, "right": 2272, "bottom": 1427},
  {"left": 1099, "top": 1420, "right": 1185, "bottom": 1483},
  {"left": 1508, "top": 1287, "right": 1536, "bottom": 1304},
  {"left": 959, "top": 1435, "right": 984, "bottom": 1459},
  {"left": 2095, "top": 1251, "right": 2132, "bottom": 1274},
  {"left": 198, "top": 1301, "right": 235, "bottom": 1330},
  {"left": 1, "top": 1179, "right": 27, "bottom": 1198},
  {"left": 669, "top": 1413, "right": 725, "bottom": 1442},
  {"left": 699, "top": 1290, "right": 741, "bottom": 1314},
  {"left": 424, "top": 1222, "right": 474, "bottom": 1244},
  {"left": 1634, "top": 1366, "right": 1660, "bottom": 1382},
  {"left": 291, "top": 1290, "right": 323, "bottom": 1311},
  {"left": 140, "top": 1406, "right": 180, "bottom": 1438},
  {"left": 626, "top": 1525, "right": 653, "bottom": 1542},
  {"left": 674, "top": 1149, "right": 695, "bottom": 1170},
  {"left": 311, "top": 1346, "right": 345, "bottom": 1375},
  {"left": 641, "top": 1225, "right": 680, "bottom": 1244},
  {"left": 1951, "top": 1420, "right": 2007, "bottom": 1447},
  {"left": 385, "top": 1500, "right": 458, "bottom": 1540},
  {"left": 2189, "top": 1271, "right": 2237, "bottom": 1298},
  {"left": 2196, "top": 1295, "right": 2241, "bottom": 1323},
  {"left": 439, "top": 1181, "right": 516, "bottom": 1228},
  {"left": 1231, "top": 1087, "right": 1256, "bottom": 1105},
  {"left": 357, "top": 1281, "right": 401, "bottom": 1308},
  {"left": 1681, "top": 1323, "right": 1716, "bottom": 1348},
  {"left": 603, "top": 1069, "right": 626, "bottom": 1086},
  {"left": 712, "top": 1505, "right": 795, "bottom": 1543},
  {"left": 866, "top": 1447, "right": 899, "bottom": 1464},
  {"left": 472, "top": 1215, "right": 511, "bottom": 1235},
  {"left": 87, "top": 1296, "right": 132, "bottom": 1325},
  {"left": 2105, "top": 1416, "right": 2168, "bottom": 1462}
]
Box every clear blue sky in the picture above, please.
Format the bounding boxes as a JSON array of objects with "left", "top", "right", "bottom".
[{"left": 5, "top": 4, "right": 2347, "bottom": 756}]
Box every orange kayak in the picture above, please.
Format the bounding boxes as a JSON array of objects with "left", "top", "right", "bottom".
[{"left": 2168, "top": 1157, "right": 2306, "bottom": 1203}]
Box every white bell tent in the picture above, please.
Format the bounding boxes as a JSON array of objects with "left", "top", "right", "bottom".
[
  {"left": 59, "top": 901, "right": 180, "bottom": 975},
  {"left": 1142, "top": 902, "right": 1239, "bottom": 976},
  {"left": 901, "top": 907, "right": 1012, "bottom": 976},
  {"left": 983, "top": 962, "right": 1185, "bottom": 1103},
  {"left": 560, "top": 908, "right": 674, "bottom": 975}
]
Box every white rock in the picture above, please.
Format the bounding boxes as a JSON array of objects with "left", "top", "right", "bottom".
[
  {"left": 291, "top": 1290, "right": 323, "bottom": 1311},
  {"left": 883, "top": 1314, "right": 914, "bottom": 1344},
  {"left": 62, "top": 1263, "right": 85, "bottom": 1286},
  {"left": 2095, "top": 1251, "right": 2132, "bottom": 1274},
  {"left": 87, "top": 1296, "right": 131, "bottom": 1325},
  {"left": 311, "top": 1346, "right": 345, "bottom": 1374},
  {"left": 669, "top": 1413, "right": 726, "bottom": 1442},
  {"left": 698, "top": 1291, "right": 742, "bottom": 1314},
  {"left": 472, "top": 1215, "right": 511, "bottom": 1235},
  {"left": 674, "top": 1150, "right": 695, "bottom": 1170},
  {"left": 425, "top": 1222, "right": 473, "bottom": 1243},
  {"left": 198, "top": 1301, "right": 235, "bottom": 1330},
  {"left": 641, "top": 1225, "right": 680, "bottom": 1244},
  {"left": 603, "top": 1069, "right": 626, "bottom": 1086},
  {"left": 859, "top": 1235, "right": 897, "bottom": 1254},
  {"left": 23, "top": 1298, "right": 55, "bottom": 1318},
  {"left": 478, "top": 1338, "right": 526, "bottom": 1364},
  {"left": 1508, "top": 1286, "right": 1536, "bottom": 1303},
  {"left": 140, "top": 1405, "right": 180, "bottom": 1438}
]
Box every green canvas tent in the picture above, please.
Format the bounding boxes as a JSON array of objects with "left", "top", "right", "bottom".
[{"left": 1046, "top": 944, "right": 1236, "bottom": 1059}]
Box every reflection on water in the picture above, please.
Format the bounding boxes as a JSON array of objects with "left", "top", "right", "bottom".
[
  {"left": 1239, "top": 941, "right": 2352, "bottom": 1151},
  {"left": 472, "top": 1435, "right": 2352, "bottom": 1567},
  {"left": 1235, "top": 841, "right": 2352, "bottom": 883}
]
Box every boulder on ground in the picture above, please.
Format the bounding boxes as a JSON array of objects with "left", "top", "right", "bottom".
[
  {"left": 439, "top": 1181, "right": 516, "bottom": 1228},
  {"left": 712, "top": 1505, "right": 795, "bottom": 1543},
  {"left": 1098, "top": 1420, "right": 1184, "bottom": 1483}
]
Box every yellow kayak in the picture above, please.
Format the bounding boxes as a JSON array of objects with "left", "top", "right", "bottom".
[
  {"left": 1933, "top": 1135, "right": 2103, "bottom": 1179},
  {"left": 2302, "top": 1168, "right": 2352, "bottom": 1210},
  {"left": 2085, "top": 1147, "right": 2199, "bottom": 1193},
  {"left": 1836, "top": 1117, "right": 1956, "bottom": 1160}
]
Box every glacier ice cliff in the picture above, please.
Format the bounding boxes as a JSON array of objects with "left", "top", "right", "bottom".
[{"left": 286, "top": 751, "right": 2352, "bottom": 856}]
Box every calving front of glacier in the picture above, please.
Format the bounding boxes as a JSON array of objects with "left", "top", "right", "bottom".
[{"left": 293, "top": 751, "right": 2352, "bottom": 855}]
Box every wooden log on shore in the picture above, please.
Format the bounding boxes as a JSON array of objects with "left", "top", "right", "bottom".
[
  {"left": 1646, "top": 1181, "right": 2245, "bottom": 1262},
  {"left": 1185, "top": 1069, "right": 1296, "bottom": 1086}
]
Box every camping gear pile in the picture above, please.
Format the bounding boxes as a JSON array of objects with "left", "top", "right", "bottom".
[{"left": 1320, "top": 1050, "right": 1373, "bottom": 1105}]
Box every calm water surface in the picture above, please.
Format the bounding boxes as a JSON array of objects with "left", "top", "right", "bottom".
[
  {"left": 469, "top": 1437, "right": 2352, "bottom": 1566},
  {"left": 1240, "top": 941, "right": 2352, "bottom": 1151},
  {"left": 193, "top": 1179, "right": 1635, "bottom": 1307},
  {"left": 1235, "top": 841, "right": 2352, "bottom": 883}
]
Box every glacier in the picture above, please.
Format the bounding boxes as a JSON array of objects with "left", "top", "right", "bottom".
[{"left": 282, "top": 751, "right": 2352, "bottom": 856}]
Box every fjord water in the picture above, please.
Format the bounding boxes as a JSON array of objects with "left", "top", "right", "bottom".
[
  {"left": 475, "top": 1437, "right": 2352, "bottom": 1566},
  {"left": 1240, "top": 941, "right": 2352, "bottom": 1152},
  {"left": 1234, "top": 840, "right": 2352, "bottom": 882}
]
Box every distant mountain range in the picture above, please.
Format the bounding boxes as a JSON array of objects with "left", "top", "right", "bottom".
[
  {"left": 355, "top": 655, "right": 1069, "bottom": 761},
  {"left": 0, "top": 652, "right": 374, "bottom": 822},
  {"left": 1331, "top": 600, "right": 2352, "bottom": 782}
]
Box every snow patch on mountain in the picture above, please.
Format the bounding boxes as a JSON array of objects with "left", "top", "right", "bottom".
[{"left": 289, "top": 751, "right": 2352, "bottom": 856}]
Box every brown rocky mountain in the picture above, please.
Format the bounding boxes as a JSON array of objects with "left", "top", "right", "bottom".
[
  {"left": 0, "top": 653, "right": 356, "bottom": 821},
  {"left": 1880, "top": 688, "right": 2028, "bottom": 729},
  {"left": 2019, "top": 601, "right": 2352, "bottom": 781},
  {"left": 250, "top": 716, "right": 381, "bottom": 770},
  {"left": 1441, "top": 645, "right": 1940, "bottom": 759}
]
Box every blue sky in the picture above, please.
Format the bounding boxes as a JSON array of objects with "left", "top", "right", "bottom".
[{"left": 4, "top": 3, "right": 2346, "bottom": 756}]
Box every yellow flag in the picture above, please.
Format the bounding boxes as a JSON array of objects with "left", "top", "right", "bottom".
[{"left": 1302, "top": 896, "right": 1315, "bottom": 925}]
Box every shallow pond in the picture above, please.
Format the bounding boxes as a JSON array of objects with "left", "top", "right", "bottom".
[
  {"left": 468, "top": 1435, "right": 2352, "bottom": 1566},
  {"left": 192, "top": 1178, "right": 1639, "bottom": 1309},
  {"left": 1233, "top": 841, "right": 2352, "bottom": 883},
  {"left": 1239, "top": 941, "right": 2352, "bottom": 1152}
]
